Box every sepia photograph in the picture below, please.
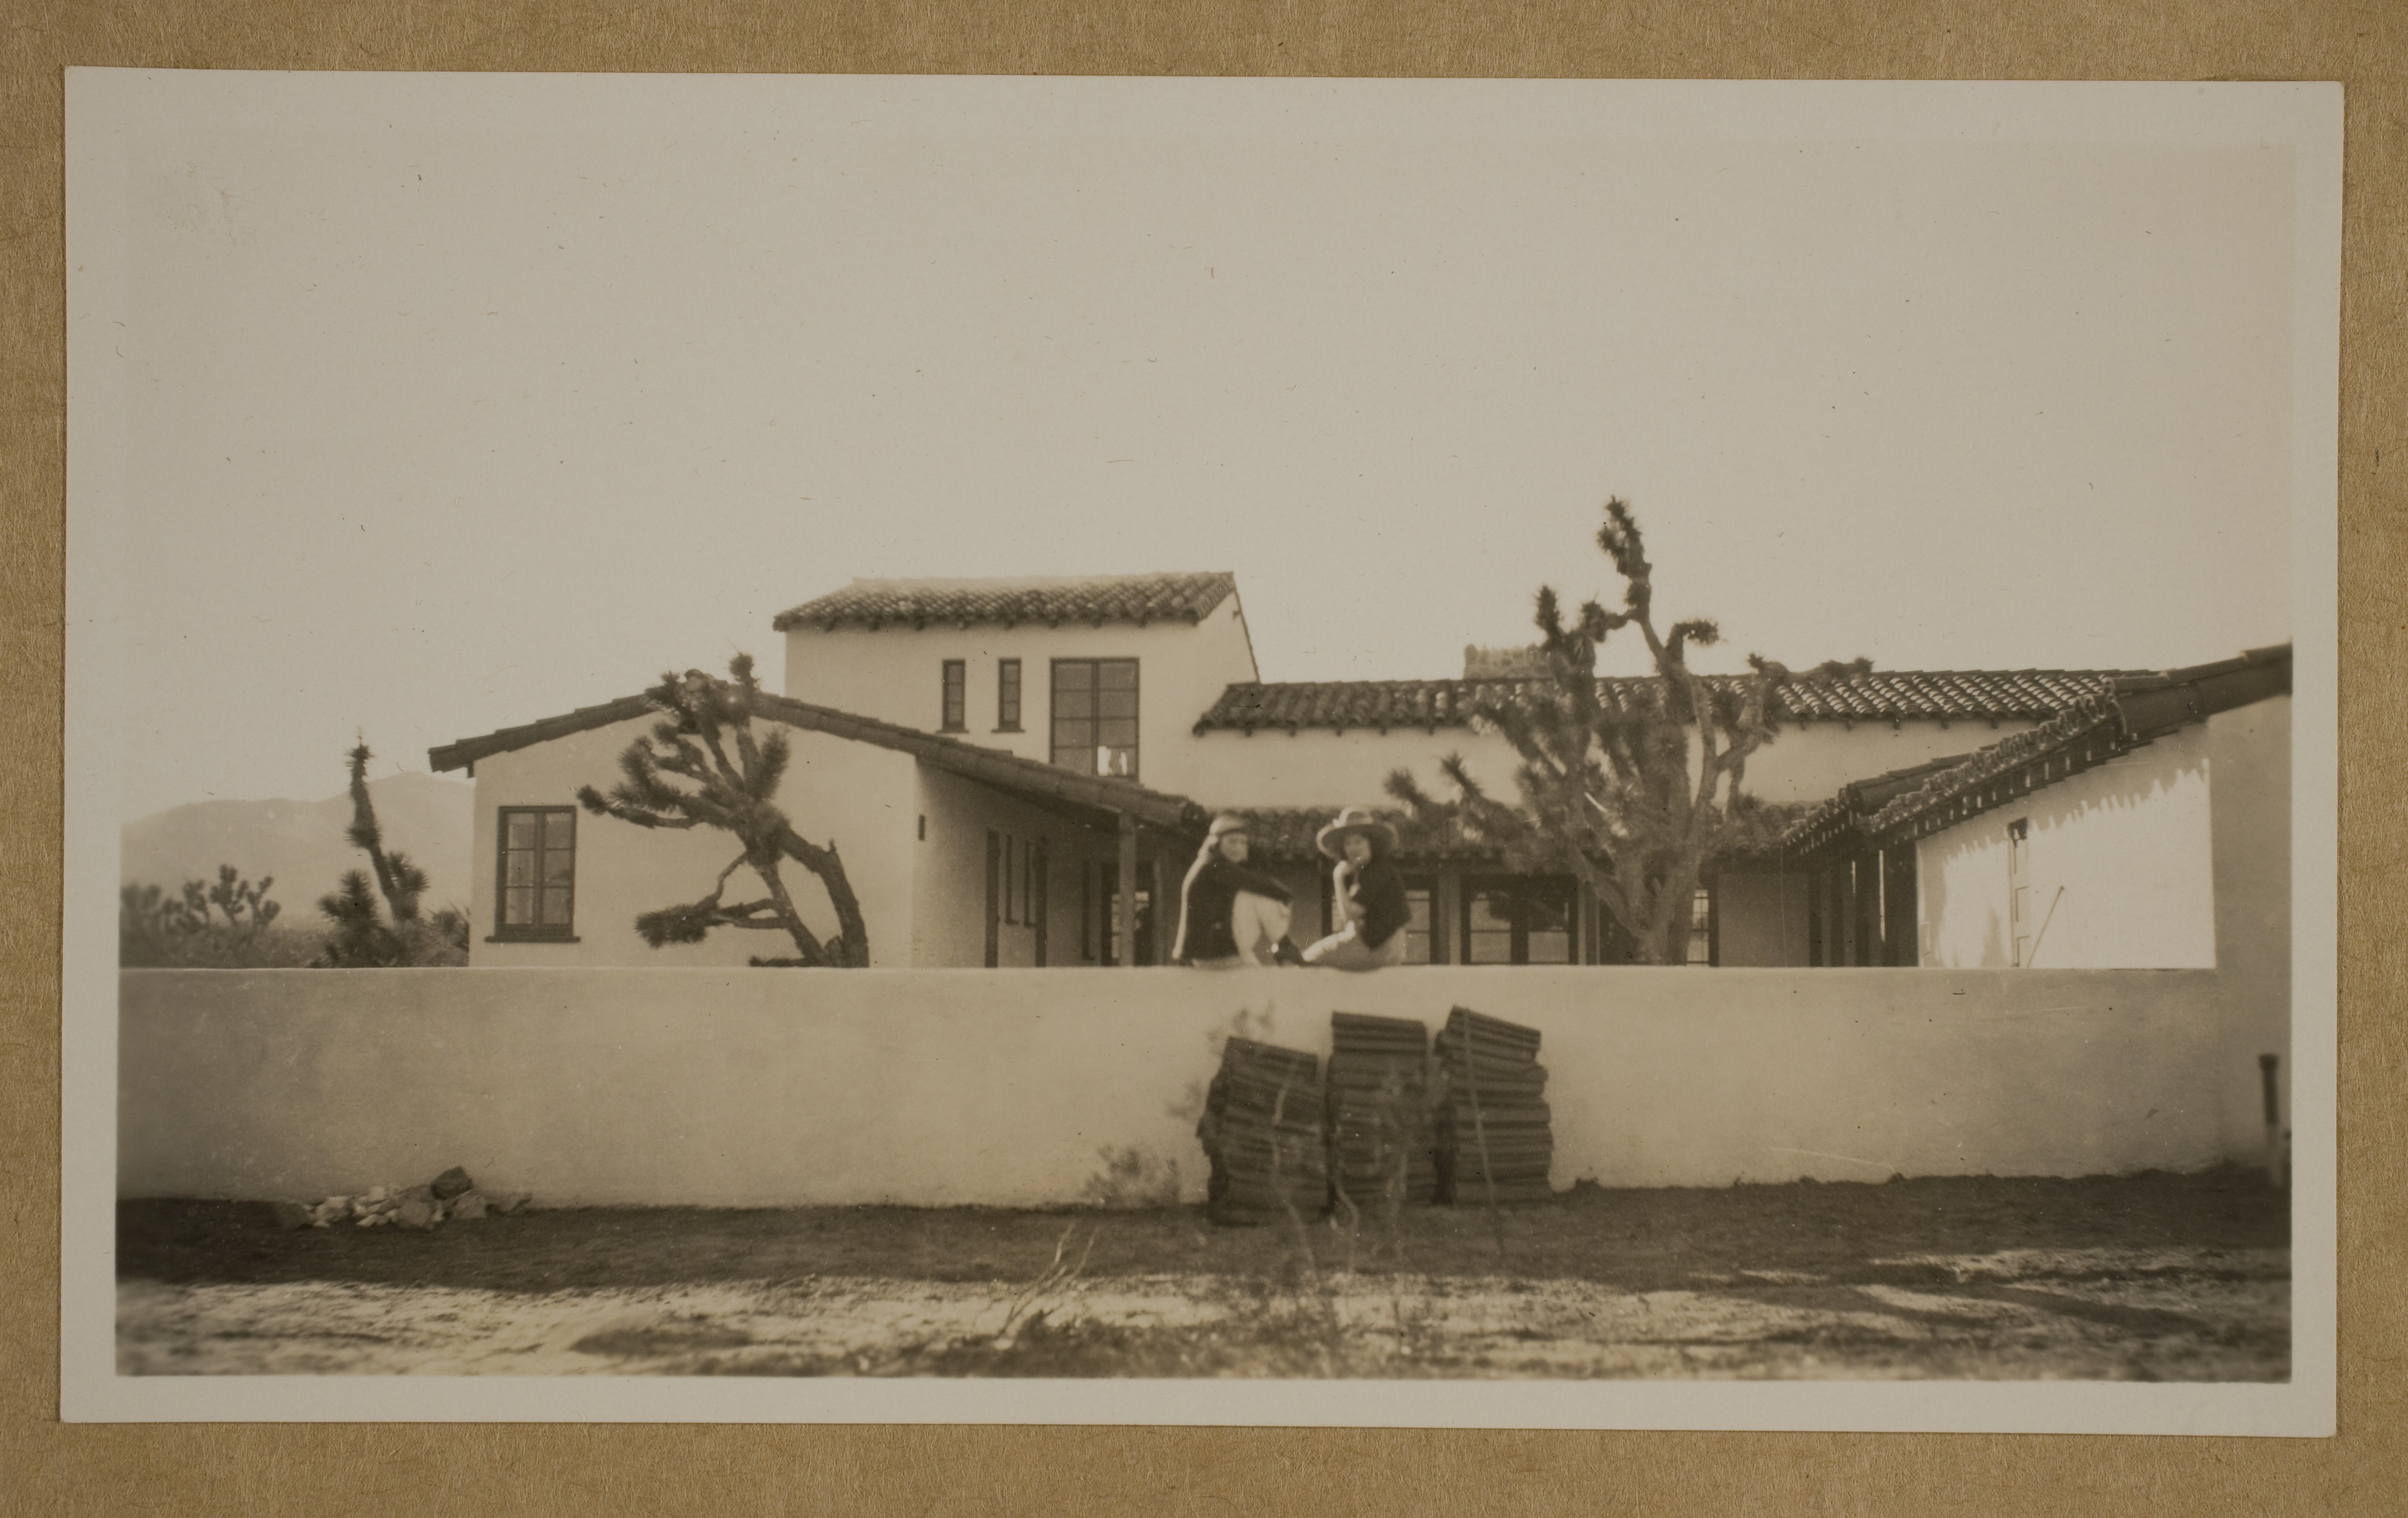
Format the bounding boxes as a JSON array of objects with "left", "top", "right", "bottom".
[{"left": 61, "top": 72, "right": 2338, "bottom": 1429}]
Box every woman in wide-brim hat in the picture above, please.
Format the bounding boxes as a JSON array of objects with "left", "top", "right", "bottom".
[{"left": 1301, "top": 807, "right": 1413, "bottom": 972}]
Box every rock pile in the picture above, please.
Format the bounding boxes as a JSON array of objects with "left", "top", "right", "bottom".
[
  {"left": 1197, "top": 1037, "right": 1328, "bottom": 1227},
  {"left": 270, "top": 1166, "right": 530, "bottom": 1232},
  {"left": 1325, "top": 1012, "right": 1438, "bottom": 1209},
  {"left": 1434, "top": 1007, "right": 1554, "bottom": 1205}
]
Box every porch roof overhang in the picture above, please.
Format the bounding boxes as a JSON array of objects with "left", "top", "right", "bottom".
[
  {"left": 429, "top": 690, "right": 1210, "bottom": 837},
  {"left": 1782, "top": 643, "right": 2293, "bottom": 857}
]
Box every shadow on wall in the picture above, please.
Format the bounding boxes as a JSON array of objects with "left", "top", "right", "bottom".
[{"left": 1921, "top": 749, "right": 2210, "bottom": 971}]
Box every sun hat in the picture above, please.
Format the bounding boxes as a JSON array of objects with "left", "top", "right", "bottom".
[
  {"left": 1315, "top": 806, "right": 1399, "bottom": 861},
  {"left": 1206, "top": 812, "right": 1252, "bottom": 838}
]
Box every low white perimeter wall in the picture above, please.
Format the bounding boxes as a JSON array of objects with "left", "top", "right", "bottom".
[{"left": 120, "top": 966, "right": 2244, "bottom": 1207}]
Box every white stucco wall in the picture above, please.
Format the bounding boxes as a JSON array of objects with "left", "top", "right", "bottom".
[
  {"left": 2207, "top": 695, "right": 2291, "bottom": 1159},
  {"left": 1188, "top": 717, "right": 2039, "bottom": 815},
  {"left": 121, "top": 965, "right": 2247, "bottom": 1207},
  {"left": 466, "top": 717, "right": 921, "bottom": 969},
  {"left": 782, "top": 595, "right": 1259, "bottom": 799},
  {"left": 1915, "top": 723, "right": 2218, "bottom": 971}
]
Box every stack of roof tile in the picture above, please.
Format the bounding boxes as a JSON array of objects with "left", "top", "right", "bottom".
[
  {"left": 1197, "top": 1037, "right": 1329, "bottom": 1227},
  {"left": 1435, "top": 1008, "right": 1555, "bottom": 1205},
  {"left": 1325, "top": 1013, "right": 1439, "bottom": 1210}
]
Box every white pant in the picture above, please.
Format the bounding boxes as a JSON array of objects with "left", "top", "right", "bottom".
[
  {"left": 1302, "top": 922, "right": 1411, "bottom": 972},
  {"left": 1192, "top": 890, "right": 1292, "bottom": 969}
]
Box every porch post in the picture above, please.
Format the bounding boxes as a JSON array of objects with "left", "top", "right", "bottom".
[{"left": 1116, "top": 809, "right": 1139, "bottom": 969}]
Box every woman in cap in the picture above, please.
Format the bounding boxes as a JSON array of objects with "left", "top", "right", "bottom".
[
  {"left": 1301, "top": 807, "right": 1413, "bottom": 971},
  {"left": 1174, "top": 813, "right": 1305, "bottom": 969}
]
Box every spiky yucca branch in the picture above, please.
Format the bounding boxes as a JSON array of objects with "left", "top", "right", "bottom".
[
  {"left": 577, "top": 653, "right": 869, "bottom": 967},
  {"left": 1389, "top": 498, "right": 1866, "bottom": 963},
  {"left": 344, "top": 741, "right": 427, "bottom": 921}
]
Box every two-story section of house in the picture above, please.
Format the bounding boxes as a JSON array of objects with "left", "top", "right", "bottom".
[
  {"left": 432, "top": 574, "right": 1257, "bottom": 971},
  {"left": 773, "top": 571, "right": 1259, "bottom": 801}
]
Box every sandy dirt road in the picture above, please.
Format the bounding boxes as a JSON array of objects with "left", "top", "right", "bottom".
[{"left": 119, "top": 1245, "right": 2288, "bottom": 1380}]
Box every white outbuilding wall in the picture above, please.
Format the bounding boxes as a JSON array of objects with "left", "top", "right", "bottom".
[
  {"left": 466, "top": 716, "right": 921, "bottom": 969},
  {"left": 1914, "top": 724, "right": 2219, "bottom": 972}
]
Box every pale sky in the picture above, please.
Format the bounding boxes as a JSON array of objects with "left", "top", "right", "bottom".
[{"left": 72, "top": 76, "right": 2315, "bottom": 820}]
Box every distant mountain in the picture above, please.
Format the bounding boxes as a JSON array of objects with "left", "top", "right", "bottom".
[{"left": 122, "top": 774, "right": 478, "bottom": 920}]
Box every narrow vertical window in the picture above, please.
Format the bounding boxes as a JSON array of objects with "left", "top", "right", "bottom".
[
  {"left": 1002, "top": 836, "right": 1017, "bottom": 923},
  {"left": 493, "top": 806, "right": 576, "bottom": 940},
  {"left": 1685, "top": 886, "right": 1713, "bottom": 966},
  {"left": 1031, "top": 839, "right": 1050, "bottom": 966},
  {"left": 984, "top": 830, "right": 1001, "bottom": 968},
  {"left": 941, "top": 660, "right": 967, "bottom": 731},
  {"left": 997, "top": 658, "right": 1022, "bottom": 731},
  {"left": 1402, "top": 876, "right": 1436, "bottom": 965}
]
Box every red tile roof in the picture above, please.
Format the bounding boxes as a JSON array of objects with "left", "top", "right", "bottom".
[
  {"left": 1192, "top": 669, "right": 2141, "bottom": 734},
  {"left": 1225, "top": 806, "right": 1492, "bottom": 863},
  {"left": 429, "top": 691, "right": 1209, "bottom": 834},
  {"left": 772, "top": 572, "right": 1239, "bottom": 632}
]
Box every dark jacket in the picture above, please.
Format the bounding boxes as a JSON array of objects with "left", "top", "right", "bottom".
[
  {"left": 1175, "top": 854, "right": 1294, "bottom": 963},
  {"left": 1340, "top": 857, "right": 1413, "bottom": 950}
]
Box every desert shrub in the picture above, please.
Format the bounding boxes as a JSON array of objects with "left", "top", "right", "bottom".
[{"left": 120, "top": 869, "right": 323, "bottom": 968}]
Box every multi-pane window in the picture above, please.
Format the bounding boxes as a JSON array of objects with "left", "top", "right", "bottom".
[
  {"left": 1461, "top": 875, "right": 1576, "bottom": 965},
  {"left": 997, "top": 658, "right": 1022, "bottom": 731},
  {"left": 1402, "top": 878, "right": 1437, "bottom": 964},
  {"left": 940, "top": 660, "right": 966, "bottom": 732},
  {"left": 1050, "top": 659, "right": 1139, "bottom": 778},
  {"left": 1685, "top": 886, "right": 1713, "bottom": 966},
  {"left": 495, "top": 807, "right": 575, "bottom": 940}
]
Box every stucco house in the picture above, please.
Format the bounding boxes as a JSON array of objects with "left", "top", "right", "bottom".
[
  {"left": 1782, "top": 643, "right": 2291, "bottom": 971},
  {"left": 428, "top": 572, "right": 2285, "bottom": 976}
]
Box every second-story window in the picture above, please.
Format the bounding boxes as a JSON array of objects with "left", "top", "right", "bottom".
[
  {"left": 997, "top": 658, "right": 1022, "bottom": 731},
  {"left": 941, "top": 660, "right": 966, "bottom": 732},
  {"left": 1050, "top": 658, "right": 1139, "bottom": 778}
]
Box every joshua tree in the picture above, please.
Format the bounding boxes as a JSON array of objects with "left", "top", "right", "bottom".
[
  {"left": 340, "top": 740, "right": 427, "bottom": 922},
  {"left": 577, "top": 653, "right": 869, "bottom": 967},
  {"left": 312, "top": 741, "right": 468, "bottom": 966},
  {"left": 120, "top": 866, "right": 283, "bottom": 966},
  {"left": 1387, "top": 498, "right": 1869, "bottom": 964}
]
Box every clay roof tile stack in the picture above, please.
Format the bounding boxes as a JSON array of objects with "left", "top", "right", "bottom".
[
  {"left": 1197, "top": 1038, "right": 1329, "bottom": 1227},
  {"left": 1435, "top": 1008, "right": 1555, "bottom": 1206},
  {"left": 1325, "top": 1013, "right": 1440, "bottom": 1210}
]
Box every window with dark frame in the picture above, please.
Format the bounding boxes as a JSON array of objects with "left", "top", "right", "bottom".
[
  {"left": 1402, "top": 876, "right": 1437, "bottom": 965},
  {"left": 1460, "top": 875, "right": 1577, "bottom": 965},
  {"left": 1002, "top": 835, "right": 1017, "bottom": 924},
  {"left": 941, "top": 660, "right": 966, "bottom": 732},
  {"left": 1685, "top": 885, "right": 1714, "bottom": 966},
  {"left": 1080, "top": 861, "right": 1094, "bottom": 960},
  {"left": 1050, "top": 658, "right": 1139, "bottom": 778},
  {"left": 997, "top": 658, "right": 1022, "bottom": 731},
  {"left": 493, "top": 806, "right": 576, "bottom": 940}
]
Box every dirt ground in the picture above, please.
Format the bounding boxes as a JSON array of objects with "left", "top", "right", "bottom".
[{"left": 116, "top": 1169, "right": 2289, "bottom": 1380}]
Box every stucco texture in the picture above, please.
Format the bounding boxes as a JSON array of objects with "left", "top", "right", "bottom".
[{"left": 122, "top": 964, "right": 2249, "bottom": 1208}]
